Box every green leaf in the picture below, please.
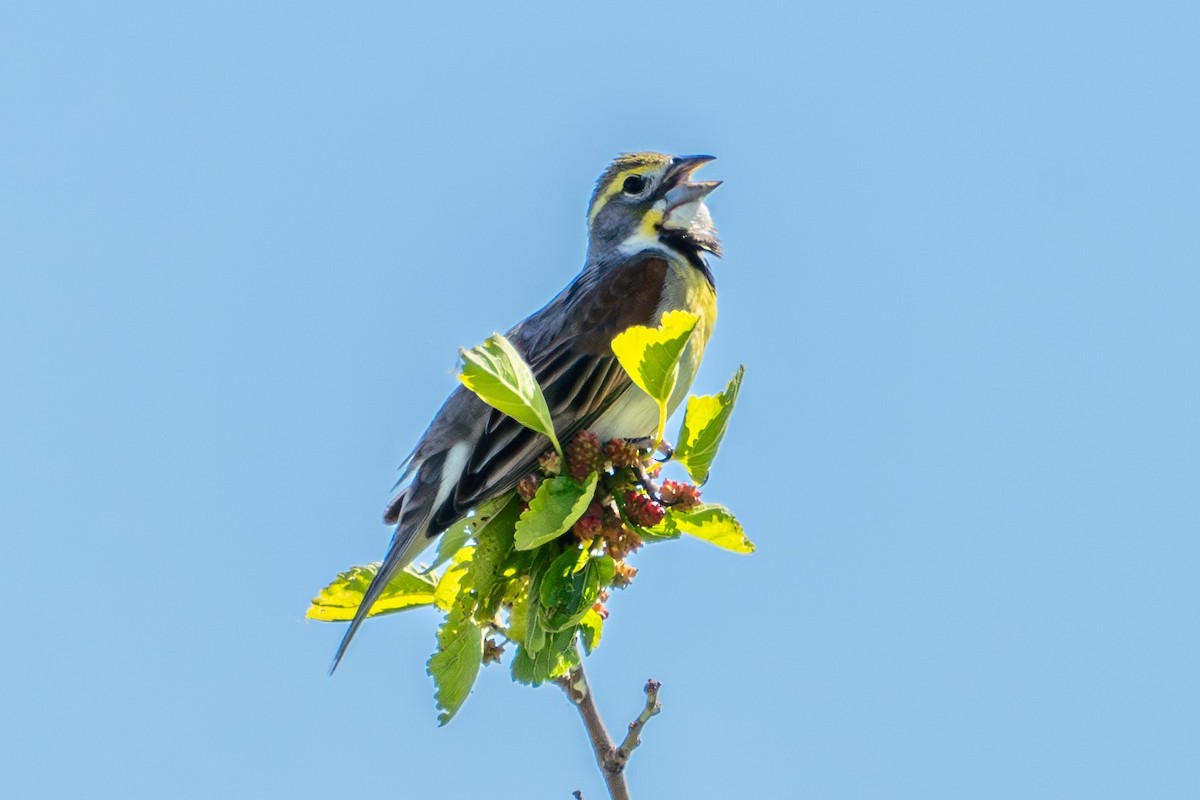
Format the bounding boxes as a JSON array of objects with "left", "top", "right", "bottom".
[
  {"left": 427, "top": 521, "right": 473, "bottom": 573},
  {"left": 307, "top": 563, "right": 437, "bottom": 622},
  {"left": 424, "top": 493, "right": 512, "bottom": 573},
  {"left": 672, "top": 503, "right": 755, "bottom": 554},
  {"left": 466, "top": 494, "right": 523, "bottom": 620},
  {"left": 639, "top": 511, "right": 681, "bottom": 543},
  {"left": 538, "top": 550, "right": 614, "bottom": 632},
  {"left": 579, "top": 608, "right": 604, "bottom": 655},
  {"left": 513, "top": 473, "right": 598, "bottom": 550},
  {"left": 433, "top": 546, "right": 473, "bottom": 611},
  {"left": 510, "top": 627, "right": 580, "bottom": 686},
  {"left": 427, "top": 603, "right": 484, "bottom": 725},
  {"left": 459, "top": 333, "right": 562, "bottom": 457},
  {"left": 506, "top": 587, "right": 531, "bottom": 646},
  {"left": 674, "top": 365, "right": 745, "bottom": 484},
  {"left": 611, "top": 310, "right": 700, "bottom": 440}
]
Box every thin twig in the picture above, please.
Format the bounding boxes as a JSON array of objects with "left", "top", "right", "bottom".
[
  {"left": 613, "top": 679, "right": 662, "bottom": 768},
  {"left": 556, "top": 648, "right": 663, "bottom": 800}
]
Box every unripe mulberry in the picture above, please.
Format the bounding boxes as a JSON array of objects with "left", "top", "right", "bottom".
[
  {"left": 659, "top": 479, "right": 702, "bottom": 510},
  {"left": 482, "top": 638, "right": 505, "bottom": 665},
  {"left": 604, "top": 438, "right": 642, "bottom": 469},
  {"left": 572, "top": 503, "right": 604, "bottom": 542},
  {"left": 611, "top": 561, "right": 638, "bottom": 588},
  {"left": 567, "top": 431, "right": 603, "bottom": 479},
  {"left": 516, "top": 473, "right": 541, "bottom": 501},
  {"left": 607, "top": 528, "right": 644, "bottom": 561},
  {"left": 538, "top": 450, "right": 561, "bottom": 476}
]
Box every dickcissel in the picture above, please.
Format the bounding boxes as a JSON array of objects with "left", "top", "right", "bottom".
[{"left": 332, "top": 152, "right": 722, "bottom": 670}]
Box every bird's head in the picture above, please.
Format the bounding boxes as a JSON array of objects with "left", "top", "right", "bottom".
[{"left": 586, "top": 152, "right": 722, "bottom": 263}]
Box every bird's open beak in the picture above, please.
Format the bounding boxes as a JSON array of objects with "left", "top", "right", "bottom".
[
  {"left": 659, "top": 155, "right": 721, "bottom": 255},
  {"left": 663, "top": 155, "right": 722, "bottom": 207}
]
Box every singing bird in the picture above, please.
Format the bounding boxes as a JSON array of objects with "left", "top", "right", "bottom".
[{"left": 331, "top": 152, "right": 722, "bottom": 671}]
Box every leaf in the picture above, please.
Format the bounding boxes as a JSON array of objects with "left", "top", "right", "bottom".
[
  {"left": 579, "top": 608, "right": 604, "bottom": 655},
  {"left": 510, "top": 627, "right": 580, "bottom": 686},
  {"left": 427, "top": 603, "right": 484, "bottom": 725},
  {"left": 423, "top": 493, "right": 511, "bottom": 573},
  {"left": 674, "top": 365, "right": 745, "bottom": 484},
  {"left": 459, "top": 333, "right": 562, "bottom": 457},
  {"left": 433, "top": 546, "right": 473, "bottom": 611},
  {"left": 611, "top": 310, "right": 700, "bottom": 405},
  {"left": 427, "top": 521, "right": 473, "bottom": 573},
  {"left": 639, "top": 511, "right": 681, "bottom": 543},
  {"left": 519, "top": 548, "right": 552, "bottom": 652},
  {"left": 466, "top": 494, "right": 522, "bottom": 619},
  {"left": 611, "top": 310, "right": 699, "bottom": 440},
  {"left": 307, "top": 563, "right": 437, "bottom": 622},
  {"left": 672, "top": 503, "right": 755, "bottom": 554},
  {"left": 513, "top": 473, "right": 598, "bottom": 550},
  {"left": 505, "top": 586, "right": 530, "bottom": 646},
  {"left": 538, "top": 550, "right": 614, "bottom": 632}
]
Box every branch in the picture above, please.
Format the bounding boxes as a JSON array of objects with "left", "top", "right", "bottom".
[
  {"left": 556, "top": 651, "right": 663, "bottom": 800},
  {"left": 613, "top": 679, "right": 662, "bottom": 768}
]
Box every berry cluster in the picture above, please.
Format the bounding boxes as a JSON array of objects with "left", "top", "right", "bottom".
[{"left": 517, "top": 431, "right": 702, "bottom": 607}]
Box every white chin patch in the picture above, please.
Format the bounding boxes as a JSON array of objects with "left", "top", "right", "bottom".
[{"left": 662, "top": 199, "right": 716, "bottom": 238}]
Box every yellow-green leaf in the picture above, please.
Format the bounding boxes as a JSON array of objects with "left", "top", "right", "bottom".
[
  {"left": 513, "top": 472, "right": 598, "bottom": 551},
  {"left": 306, "top": 563, "right": 437, "bottom": 622},
  {"left": 459, "top": 333, "right": 562, "bottom": 457},
  {"left": 579, "top": 608, "right": 604, "bottom": 655},
  {"left": 675, "top": 365, "right": 745, "bottom": 483},
  {"left": 611, "top": 310, "right": 699, "bottom": 440},
  {"left": 672, "top": 503, "right": 755, "bottom": 554},
  {"left": 427, "top": 603, "right": 483, "bottom": 726},
  {"left": 433, "top": 546, "right": 474, "bottom": 611}
]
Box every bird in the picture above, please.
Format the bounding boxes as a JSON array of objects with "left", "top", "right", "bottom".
[{"left": 331, "top": 152, "right": 722, "bottom": 672}]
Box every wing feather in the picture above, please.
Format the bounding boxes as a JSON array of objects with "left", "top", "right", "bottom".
[{"left": 422, "top": 254, "right": 670, "bottom": 529}]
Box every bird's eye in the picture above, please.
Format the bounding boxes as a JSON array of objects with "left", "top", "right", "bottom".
[{"left": 622, "top": 175, "right": 647, "bottom": 195}]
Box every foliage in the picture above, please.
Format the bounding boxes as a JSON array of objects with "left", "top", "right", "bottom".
[
  {"left": 611, "top": 309, "right": 699, "bottom": 446},
  {"left": 674, "top": 365, "right": 744, "bottom": 484},
  {"left": 310, "top": 317, "right": 750, "bottom": 723},
  {"left": 459, "top": 333, "right": 563, "bottom": 458}
]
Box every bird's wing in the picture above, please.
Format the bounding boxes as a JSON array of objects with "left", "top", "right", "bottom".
[
  {"left": 396, "top": 253, "right": 671, "bottom": 531},
  {"left": 330, "top": 254, "right": 669, "bottom": 673}
]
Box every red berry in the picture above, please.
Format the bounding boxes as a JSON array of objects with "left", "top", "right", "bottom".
[{"left": 624, "top": 490, "right": 665, "bottom": 528}]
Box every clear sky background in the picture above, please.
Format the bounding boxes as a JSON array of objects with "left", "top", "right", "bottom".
[{"left": 3, "top": 2, "right": 1197, "bottom": 798}]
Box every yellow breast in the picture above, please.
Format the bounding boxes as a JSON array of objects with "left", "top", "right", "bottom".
[
  {"left": 590, "top": 258, "right": 718, "bottom": 443},
  {"left": 658, "top": 260, "right": 718, "bottom": 416}
]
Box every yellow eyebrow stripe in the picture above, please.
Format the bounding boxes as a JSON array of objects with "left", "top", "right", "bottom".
[{"left": 588, "top": 167, "right": 646, "bottom": 224}]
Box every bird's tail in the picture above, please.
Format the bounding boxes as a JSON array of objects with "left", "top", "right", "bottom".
[{"left": 328, "top": 496, "right": 432, "bottom": 674}]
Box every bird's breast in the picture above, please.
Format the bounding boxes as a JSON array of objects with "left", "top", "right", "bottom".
[{"left": 658, "top": 259, "right": 718, "bottom": 416}]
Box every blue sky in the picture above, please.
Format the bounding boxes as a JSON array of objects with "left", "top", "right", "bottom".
[{"left": 3, "top": 2, "right": 1198, "bottom": 797}]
